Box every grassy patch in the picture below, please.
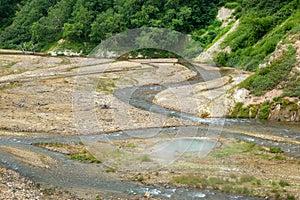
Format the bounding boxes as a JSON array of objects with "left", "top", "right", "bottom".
[
  {"left": 273, "top": 154, "right": 286, "bottom": 160},
  {"left": 240, "top": 46, "right": 296, "bottom": 96},
  {"left": 210, "top": 140, "right": 255, "bottom": 157},
  {"left": 140, "top": 154, "right": 152, "bottom": 162},
  {"left": 205, "top": 21, "right": 235, "bottom": 51},
  {"left": 34, "top": 142, "right": 101, "bottom": 163},
  {"left": 240, "top": 175, "right": 256, "bottom": 183},
  {"left": 34, "top": 142, "right": 70, "bottom": 148},
  {"left": 230, "top": 98, "right": 299, "bottom": 120},
  {"left": 231, "top": 102, "right": 244, "bottom": 118},
  {"left": 249, "top": 104, "right": 259, "bottom": 118},
  {"left": 258, "top": 101, "right": 270, "bottom": 120},
  {"left": 0, "top": 81, "right": 22, "bottom": 91},
  {"left": 283, "top": 70, "right": 300, "bottom": 98},
  {"left": 269, "top": 146, "right": 282, "bottom": 154},
  {"left": 192, "top": 19, "right": 223, "bottom": 49},
  {"left": 97, "top": 78, "right": 118, "bottom": 94},
  {"left": 217, "top": 1, "right": 299, "bottom": 71},
  {"left": 224, "top": 2, "right": 239, "bottom": 9},
  {"left": 105, "top": 168, "right": 116, "bottom": 173},
  {"left": 279, "top": 180, "right": 290, "bottom": 187},
  {"left": 287, "top": 194, "right": 296, "bottom": 200},
  {"left": 70, "top": 151, "right": 101, "bottom": 163},
  {"left": 172, "top": 174, "right": 256, "bottom": 195},
  {"left": 48, "top": 40, "right": 96, "bottom": 55}
]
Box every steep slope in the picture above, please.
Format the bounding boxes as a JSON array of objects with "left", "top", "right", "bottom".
[{"left": 155, "top": 1, "right": 300, "bottom": 121}]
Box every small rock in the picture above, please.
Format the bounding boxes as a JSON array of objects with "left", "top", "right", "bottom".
[{"left": 144, "top": 192, "right": 151, "bottom": 198}]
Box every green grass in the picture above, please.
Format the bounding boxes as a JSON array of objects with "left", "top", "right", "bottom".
[
  {"left": 105, "top": 168, "right": 116, "bottom": 173},
  {"left": 47, "top": 40, "right": 96, "bottom": 55},
  {"left": 34, "top": 142, "right": 69, "bottom": 148},
  {"left": 258, "top": 101, "right": 270, "bottom": 120},
  {"left": 240, "top": 46, "right": 296, "bottom": 96},
  {"left": 172, "top": 174, "right": 204, "bottom": 187},
  {"left": 249, "top": 104, "right": 259, "bottom": 118},
  {"left": 224, "top": 2, "right": 239, "bottom": 9},
  {"left": 231, "top": 102, "right": 244, "bottom": 118},
  {"left": 0, "top": 81, "right": 22, "bottom": 91},
  {"left": 125, "top": 143, "right": 137, "bottom": 148},
  {"left": 240, "top": 175, "right": 256, "bottom": 183},
  {"left": 70, "top": 151, "right": 101, "bottom": 163},
  {"left": 273, "top": 154, "right": 286, "bottom": 160},
  {"left": 239, "top": 107, "right": 250, "bottom": 118},
  {"left": 140, "top": 154, "right": 152, "bottom": 162},
  {"left": 210, "top": 140, "right": 255, "bottom": 157},
  {"left": 192, "top": 19, "right": 223, "bottom": 49},
  {"left": 269, "top": 146, "right": 282, "bottom": 154},
  {"left": 283, "top": 70, "right": 300, "bottom": 98},
  {"left": 287, "top": 194, "right": 296, "bottom": 200},
  {"left": 216, "top": 0, "right": 299, "bottom": 71},
  {"left": 34, "top": 142, "right": 101, "bottom": 163},
  {"left": 200, "top": 111, "right": 210, "bottom": 118},
  {"left": 204, "top": 21, "right": 235, "bottom": 51},
  {"left": 172, "top": 174, "right": 256, "bottom": 195},
  {"left": 97, "top": 78, "right": 118, "bottom": 94},
  {"left": 279, "top": 180, "right": 290, "bottom": 187},
  {"left": 230, "top": 98, "right": 299, "bottom": 120}
]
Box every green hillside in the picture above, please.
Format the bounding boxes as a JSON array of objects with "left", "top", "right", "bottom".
[
  {"left": 216, "top": 0, "right": 299, "bottom": 71},
  {"left": 0, "top": 0, "right": 222, "bottom": 53}
]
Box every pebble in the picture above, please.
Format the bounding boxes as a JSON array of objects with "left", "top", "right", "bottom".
[{"left": 0, "top": 166, "right": 78, "bottom": 199}]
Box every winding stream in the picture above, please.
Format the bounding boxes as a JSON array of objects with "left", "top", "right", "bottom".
[{"left": 0, "top": 59, "right": 299, "bottom": 199}]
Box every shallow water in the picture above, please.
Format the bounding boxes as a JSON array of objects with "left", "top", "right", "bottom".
[
  {"left": 0, "top": 60, "right": 298, "bottom": 199},
  {"left": 0, "top": 144, "right": 262, "bottom": 200}
]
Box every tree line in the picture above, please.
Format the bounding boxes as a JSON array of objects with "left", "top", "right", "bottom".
[{"left": 0, "top": 0, "right": 222, "bottom": 52}]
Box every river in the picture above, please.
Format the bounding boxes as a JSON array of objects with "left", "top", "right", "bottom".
[{"left": 0, "top": 58, "right": 299, "bottom": 199}]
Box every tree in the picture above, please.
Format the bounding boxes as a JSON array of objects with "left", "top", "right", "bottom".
[
  {"left": 90, "top": 8, "right": 126, "bottom": 42},
  {"left": 0, "top": 0, "right": 58, "bottom": 48},
  {"left": 0, "top": 0, "right": 21, "bottom": 29},
  {"left": 30, "top": 0, "right": 75, "bottom": 43},
  {"left": 62, "top": 0, "right": 94, "bottom": 40}
]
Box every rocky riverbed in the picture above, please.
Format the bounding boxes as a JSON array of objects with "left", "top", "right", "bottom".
[
  {"left": 0, "top": 165, "right": 81, "bottom": 200},
  {"left": 0, "top": 54, "right": 299, "bottom": 199}
]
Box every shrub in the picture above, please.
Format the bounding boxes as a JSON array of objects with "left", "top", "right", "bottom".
[
  {"left": 258, "top": 101, "right": 271, "bottom": 120},
  {"left": 269, "top": 146, "right": 282, "bottom": 153},
  {"left": 225, "top": 2, "right": 239, "bottom": 9},
  {"left": 218, "top": 0, "right": 299, "bottom": 71},
  {"left": 287, "top": 194, "right": 296, "bottom": 200},
  {"left": 105, "top": 168, "right": 116, "bottom": 173},
  {"left": 279, "top": 180, "right": 290, "bottom": 187},
  {"left": 231, "top": 102, "right": 244, "bottom": 118},
  {"left": 239, "top": 107, "right": 249, "bottom": 118},
  {"left": 240, "top": 46, "right": 296, "bottom": 96}
]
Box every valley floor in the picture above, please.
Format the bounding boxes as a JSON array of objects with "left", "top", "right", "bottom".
[{"left": 0, "top": 54, "right": 299, "bottom": 199}]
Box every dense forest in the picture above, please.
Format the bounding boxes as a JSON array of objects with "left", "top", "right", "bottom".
[
  {"left": 0, "top": 0, "right": 299, "bottom": 70},
  {"left": 0, "top": 0, "right": 222, "bottom": 52}
]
